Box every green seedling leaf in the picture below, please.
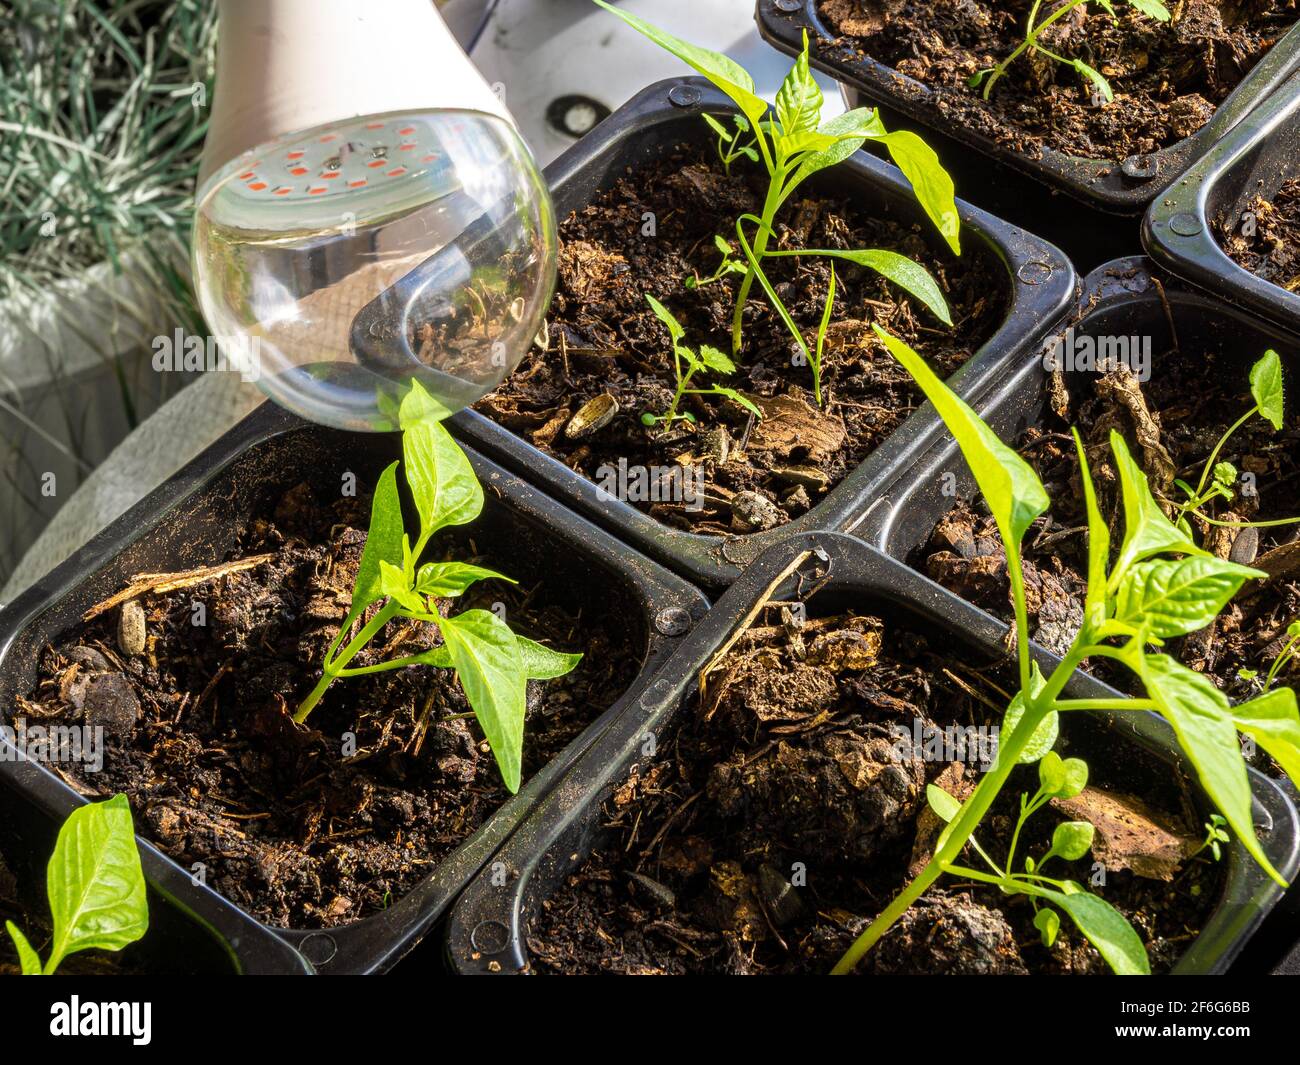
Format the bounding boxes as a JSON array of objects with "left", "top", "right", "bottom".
[
  {"left": 380, "top": 559, "right": 427, "bottom": 615},
  {"left": 774, "top": 32, "right": 823, "bottom": 138},
  {"left": 350, "top": 460, "right": 403, "bottom": 616},
  {"left": 709, "top": 386, "right": 763, "bottom": 418},
  {"left": 439, "top": 609, "right": 527, "bottom": 793},
  {"left": 1251, "top": 349, "right": 1285, "bottom": 430},
  {"left": 5, "top": 921, "right": 41, "bottom": 975},
  {"left": 403, "top": 414, "right": 484, "bottom": 538},
  {"left": 44, "top": 794, "right": 148, "bottom": 974},
  {"left": 1213, "top": 461, "right": 1238, "bottom": 490},
  {"left": 1033, "top": 883, "right": 1150, "bottom": 975},
  {"left": 762, "top": 246, "right": 951, "bottom": 325},
  {"left": 1051, "top": 821, "right": 1095, "bottom": 861},
  {"left": 926, "top": 783, "right": 962, "bottom": 823},
  {"left": 1128, "top": 0, "right": 1172, "bottom": 20},
  {"left": 1038, "top": 750, "right": 1087, "bottom": 798},
  {"left": 1110, "top": 430, "right": 1210, "bottom": 577},
  {"left": 698, "top": 344, "right": 736, "bottom": 375},
  {"left": 1138, "top": 654, "right": 1284, "bottom": 885},
  {"left": 398, "top": 377, "right": 454, "bottom": 427},
  {"left": 1072, "top": 428, "right": 1109, "bottom": 624},
  {"left": 1034, "top": 907, "right": 1060, "bottom": 948},
  {"left": 1232, "top": 686, "right": 1300, "bottom": 792},
  {"left": 416, "top": 561, "right": 515, "bottom": 599},
  {"left": 1004, "top": 694, "right": 1059, "bottom": 765},
  {"left": 646, "top": 294, "right": 686, "bottom": 347},
  {"left": 1115, "top": 556, "right": 1265, "bottom": 639},
  {"left": 516, "top": 635, "right": 583, "bottom": 680},
  {"left": 874, "top": 326, "right": 1048, "bottom": 553},
  {"left": 592, "top": 1, "right": 768, "bottom": 129},
  {"left": 1072, "top": 60, "right": 1114, "bottom": 102},
  {"left": 783, "top": 107, "right": 886, "bottom": 191},
  {"left": 702, "top": 113, "right": 732, "bottom": 142},
  {"left": 866, "top": 129, "right": 962, "bottom": 255}
]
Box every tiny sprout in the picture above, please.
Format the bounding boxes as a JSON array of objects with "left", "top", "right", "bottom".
[
  {"left": 701, "top": 113, "right": 758, "bottom": 176},
  {"left": 1175, "top": 351, "right": 1297, "bottom": 532},
  {"left": 641, "top": 295, "right": 761, "bottom": 432},
  {"left": 684, "top": 235, "right": 748, "bottom": 290},
  {"left": 1195, "top": 814, "right": 1232, "bottom": 862},
  {"left": 971, "top": 0, "right": 1171, "bottom": 103}
]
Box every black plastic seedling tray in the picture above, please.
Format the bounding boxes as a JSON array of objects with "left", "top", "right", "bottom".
[
  {"left": 444, "top": 76, "right": 1077, "bottom": 592},
  {"left": 1145, "top": 72, "right": 1300, "bottom": 337},
  {"left": 858, "top": 257, "right": 1300, "bottom": 973},
  {"left": 861, "top": 257, "right": 1300, "bottom": 570},
  {"left": 0, "top": 401, "right": 709, "bottom": 975},
  {"left": 757, "top": 1, "right": 1300, "bottom": 264},
  {"left": 442, "top": 533, "right": 1300, "bottom": 975}
]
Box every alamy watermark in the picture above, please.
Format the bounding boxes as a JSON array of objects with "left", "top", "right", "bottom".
[
  {"left": 1042, "top": 327, "right": 1152, "bottom": 382},
  {"left": 152, "top": 328, "right": 261, "bottom": 383},
  {"left": 595, "top": 458, "right": 705, "bottom": 511},
  {"left": 891, "top": 718, "right": 999, "bottom": 771},
  {"left": 1, "top": 718, "right": 103, "bottom": 773}
]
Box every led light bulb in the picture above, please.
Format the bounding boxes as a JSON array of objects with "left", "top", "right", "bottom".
[{"left": 192, "top": 0, "right": 556, "bottom": 429}]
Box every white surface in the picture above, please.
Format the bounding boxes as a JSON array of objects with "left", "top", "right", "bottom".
[{"left": 473, "top": 0, "right": 844, "bottom": 164}]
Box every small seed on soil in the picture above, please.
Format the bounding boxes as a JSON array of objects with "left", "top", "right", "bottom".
[
  {"left": 731, "top": 490, "right": 782, "bottom": 532},
  {"left": 1229, "top": 525, "right": 1260, "bottom": 566},
  {"left": 564, "top": 392, "right": 618, "bottom": 439},
  {"left": 781, "top": 485, "right": 811, "bottom": 512},
  {"left": 82, "top": 672, "right": 141, "bottom": 740},
  {"left": 700, "top": 426, "right": 731, "bottom": 465},
  {"left": 627, "top": 871, "right": 675, "bottom": 910},
  {"left": 117, "top": 600, "right": 147, "bottom": 657}
]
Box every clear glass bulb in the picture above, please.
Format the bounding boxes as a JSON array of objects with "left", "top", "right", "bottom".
[{"left": 193, "top": 110, "right": 556, "bottom": 430}]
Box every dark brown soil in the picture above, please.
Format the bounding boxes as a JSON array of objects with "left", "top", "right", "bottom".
[
  {"left": 19, "top": 480, "right": 639, "bottom": 930},
  {"left": 818, "top": 0, "right": 1296, "bottom": 162},
  {"left": 1220, "top": 177, "right": 1300, "bottom": 293},
  {"left": 473, "top": 144, "right": 1006, "bottom": 536},
  {"left": 913, "top": 334, "right": 1300, "bottom": 707},
  {"left": 526, "top": 602, "right": 1219, "bottom": 974}
]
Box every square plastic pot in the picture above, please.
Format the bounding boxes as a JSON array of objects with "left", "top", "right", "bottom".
[
  {"left": 1145, "top": 71, "right": 1300, "bottom": 337},
  {"left": 757, "top": 0, "right": 1300, "bottom": 269},
  {"left": 438, "top": 76, "right": 1077, "bottom": 592},
  {"left": 442, "top": 533, "right": 1300, "bottom": 975},
  {"left": 859, "top": 257, "right": 1300, "bottom": 568},
  {"left": 0, "top": 401, "right": 709, "bottom": 974}
]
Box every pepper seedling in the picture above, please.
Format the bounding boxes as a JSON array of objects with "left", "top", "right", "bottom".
[
  {"left": 832, "top": 326, "right": 1300, "bottom": 976},
  {"left": 1193, "top": 814, "right": 1232, "bottom": 863},
  {"left": 701, "top": 113, "right": 758, "bottom": 176},
  {"left": 293, "top": 379, "right": 581, "bottom": 793},
  {"left": 5, "top": 794, "right": 148, "bottom": 975},
  {"left": 640, "top": 295, "right": 762, "bottom": 432},
  {"left": 928, "top": 751, "right": 1108, "bottom": 952},
  {"left": 1174, "top": 350, "right": 1299, "bottom": 532},
  {"left": 593, "top": 2, "right": 960, "bottom": 403},
  {"left": 684, "top": 235, "right": 749, "bottom": 291},
  {"left": 971, "top": 0, "right": 1172, "bottom": 104}
]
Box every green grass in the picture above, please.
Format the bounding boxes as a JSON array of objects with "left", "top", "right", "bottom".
[
  {"left": 0, "top": 0, "right": 216, "bottom": 297},
  {"left": 0, "top": 0, "right": 217, "bottom": 589}
]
